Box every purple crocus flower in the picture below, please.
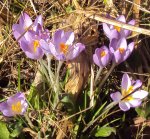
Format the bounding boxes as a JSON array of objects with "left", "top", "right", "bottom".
[
  {"left": 0, "top": 92, "right": 28, "bottom": 117},
  {"left": 110, "top": 73, "right": 148, "bottom": 111},
  {"left": 93, "top": 46, "right": 111, "bottom": 68},
  {"left": 12, "top": 12, "right": 43, "bottom": 42},
  {"left": 46, "top": 29, "right": 85, "bottom": 61},
  {"left": 103, "top": 15, "right": 135, "bottom": 40},
  {"left": 19, "top": 31, "right": 44, "bottom": 59},
  {"left": 109, "top": 37, "right": 134, "bottom": 64}
]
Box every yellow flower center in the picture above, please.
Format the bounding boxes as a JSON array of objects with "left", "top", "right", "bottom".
[
  {"left": 11, "top": 101, "right": 22, "bottom": 113},
  {"left": 100, "top": 51, "right": 106, "bottom": 57},
  {"left": 60, "top": 43, "right": 68, "bottom": 54},
  {"left": 118, "top": 48, "right": 125, "bottom": 54},
  {"left": 122, "top": 86, "right": 134, "bottom": 101},
  {"left": 33, "top": 40, "right": 40, "bottom": 52},
  {"left": 114, "top": 26, "right": 121, "bottom": 32}
]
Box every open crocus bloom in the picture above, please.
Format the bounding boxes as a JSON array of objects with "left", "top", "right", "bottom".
[
  {"left": 12, "top": 13, "right": 43, "bottom": 42},
  {"left": 103, "top": 15, "right": 135, "bottom": 40},
  {"left": 48, "top": 29, "right": 85, "bottom": 61},
  {"left": 110, "top": 73, "right": 148, "bottom": 111},
  {"left": 20, "top": 31, "right": 44, "bottom": 59},
  {"left": 0, "top": 92, "right": 28, "bottom": 117},
  {"left": 109, "top": 37, "right": 134, "bottom": 64},
  {"left": 93, "top": 46, "right": 111, "bottom": 68}
]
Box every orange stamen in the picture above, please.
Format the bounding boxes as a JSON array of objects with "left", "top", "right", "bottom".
[
  {"left": 119, "top": 48, "right": 125, "bottom": 54},
  {"left": 60, "top": 43, "right": 68, "bottom": 54},
  {"left": 12, "top": 101, "right": 22, "bottom": 113},
  {"left": 33, "top": 40, "right": 40, "bottom": 52},
  {"left": 100, "top": 51, "right": 106, "bottom": 57},
  {"left": 114, "top": 26, "right": 121, "bottom": 32}
]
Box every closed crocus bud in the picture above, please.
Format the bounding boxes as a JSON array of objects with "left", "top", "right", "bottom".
[
  {"left": 48, "top": 29, "right": 85, "bottom": 61},
  {"left": 0, "top": 92, "right": 28, "bottom": 117},
  {"left": 110, "top": 73, "right": 148, "bottom": 111},
  {"left": 93, "top": 46, "right": 111, "bottom": 68},
  {"left": 109, "top": 37, "right": 134, "bottom": 64}
]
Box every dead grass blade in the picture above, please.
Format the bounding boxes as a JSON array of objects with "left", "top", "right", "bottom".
[{"left": 76, "top": 10, "right": 150, "bottom": 36}]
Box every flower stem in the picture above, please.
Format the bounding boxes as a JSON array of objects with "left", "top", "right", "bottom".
[
  {"left": 53, "top": 61, "right": 63, "bottom": 108},
  {"left": 38, "top": 59, "right": 49, "bottom": 83},
  {"left": 98, "top": 63, "right": 116, "bottom": 91},
  {"left": 47, "top": 54, "right": 54, "bottom": 85},
  {"left": 90, "top": 65, "right": 94, "bottom": 107},
  {"left": 94, "top": 67, "right": 103, "bottom": 86}
]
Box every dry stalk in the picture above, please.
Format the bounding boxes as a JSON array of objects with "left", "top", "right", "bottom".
[{"left": 75, "top": 10, "right": 150, "bottom": 36}]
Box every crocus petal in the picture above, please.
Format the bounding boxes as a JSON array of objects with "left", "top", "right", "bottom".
[
  {"left": 19, "top": 13, "right": 32, "bottom": 30},
  {"left": 49, "top": 42, "right": 58, "bottom": 57},
  {"left": 55, "top": 53, "right": 66, "bottom": 61},
  {"left": 113, "top": 49, "right": 122, "bottom": 63},
  {"left": 33, "top": 15, "right": 43, "bottom": 32},
  {"left": 66, "top": 43, "right": 85, "bottom": 60},
  {"left": 110, "top": 91, "right": 122, "bottom": 101},
  {"left": 119, "top": 101, "right": 130, "bottom": 111},
  {"left": 132, "top": 90, "right": 148, "bottom": 99},
  {"left": 128, "top": 42, "right": 134, "bottom": 52},
  {"left": 116, "top": 15, "right": 126, "bottom": 23},
  {"left": 25, "top": 48, "right": 44, "bottom": 60},
  {"left": 40, "top": 39, "right": 51, "bottom": 53},
  {"left": 124, "top": 20, "right": 135, "bottom": 37},
  {"left": 118, "top": 37, "right": 127, "bottom": 50},
  {"left": 109, "top": 38, "right": 118, "bottom": 50},
  {"left": 34, "top": 15, "right": 43, "bottom": 26},
  {"left": 12, "top": 24, "right": 23, "bottom": 40},
  {"left": 102, "top": 23, "right": 111, "bottom": 39},
  {"left": 20, "top": 40, "right": 33, "bottom": 53},
  {"left": 7, "top": 92, "right": 25, "bottom": 105},
  {"left": 133, "top": 80, "right": 142, "bottom": 90},
  {"left": 121, "top": 42, "right": 134, "bottom": 62},
  {"left": 93, "top": 54, "right": 101, "bottom": 67},
  {"left": 53, "top": 29, "right": 64, "bottom": 46},
  {"left": 110, "top": 29, "right": 119, "bottom": 40},
  {"left": 121, "top": 49, "right": 131, "bottom": 62},
  {"left": 121, "top": 73, "right": 131, "bottom": 91},
  {"left": 100, "top": 49, "right": 111, "bottom": 67},
  {"left": 64, "top": 31, "right": 74, "bottom": 45},
  {"left": 3, "top": 109, "right": 14, "bottom": 117},
  {"left": 128, "top": 99, "right": 141, "bottom": 107},
  {"left": 0, "top": 102, "right": 8, "bottom": 111}
]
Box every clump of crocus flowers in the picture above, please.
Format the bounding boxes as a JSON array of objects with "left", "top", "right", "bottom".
[
  {"left": 10, "top": 12, "right": 148, "bottom": 117},
  {"left": 0, "top": 92, "right": 28, "bottom": 117},
  {"left": 111, "top": 73, "right": 148, "bottom": 111},
  {"left": 93, "top": 15, "right": 135, "bottom": 67},
  {"left": 12, "top": 13, "right": 85, "bottom": 61}
]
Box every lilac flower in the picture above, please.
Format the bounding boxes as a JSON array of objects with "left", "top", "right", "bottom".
[
  {"left": 109, "top": 37, "right": 134, "bottom": 64},
  {"left": 46, "top": 29, "right": 85, "bottom": 61},
  {"left": 110, "top": 73, "right": 148, "bottom": 111},
  {"left": 103, "top": 15, "right": 135, "bottom": 40},
  {"left": 93, "top": 46, "right": 111, "bottom": 68},
  {"left": 0, "top": 92, "right": 28, "bottom": 117},
  {"left": 12, "top": 12, "right": 43, "bottom": 42},
  {"left": 19, "top": 31, "right": 44, "bottom": 59}
]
